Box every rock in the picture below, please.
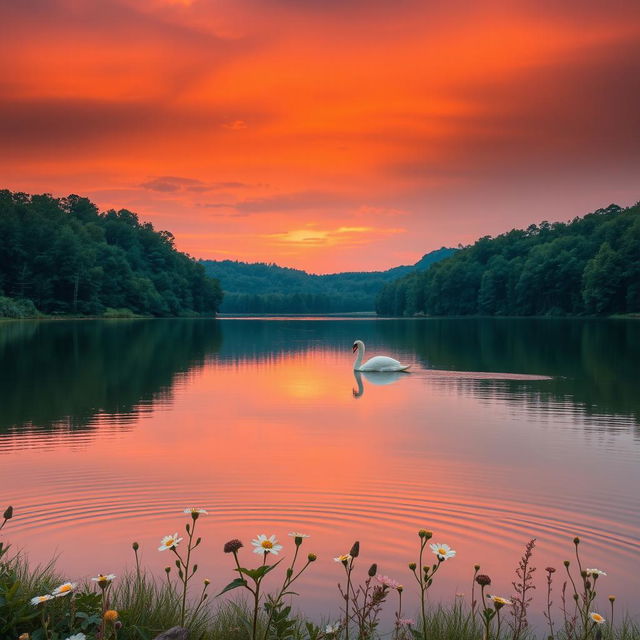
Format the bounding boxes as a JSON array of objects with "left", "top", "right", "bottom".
[{"left": 152, "top": 627, "right": 189, "bottom": 640}]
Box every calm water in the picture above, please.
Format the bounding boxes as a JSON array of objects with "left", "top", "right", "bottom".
[{"left": 1, "top": 317, "right": 639, "bottom": 626}]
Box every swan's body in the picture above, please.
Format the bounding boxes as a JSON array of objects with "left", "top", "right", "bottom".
[
  {"left": 353, "top": 370, "right": 407, "bottom": 397},
  {"left": 352, "top": 340, "right": 411, "bottom": 372}
]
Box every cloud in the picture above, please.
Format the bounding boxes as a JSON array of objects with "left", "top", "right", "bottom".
[
  {"left": 265, "top": 225, "right": 405, "bottom": 248},
  {"left": 140, "top": 176, "right": 252, "bottom": 193}
]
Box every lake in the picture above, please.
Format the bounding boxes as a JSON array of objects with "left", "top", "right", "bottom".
[{"left": 1, "top": 317, "right": 638, "bottom": 627}]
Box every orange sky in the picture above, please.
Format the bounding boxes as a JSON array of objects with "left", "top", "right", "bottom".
[{"left": 2, "top": 0, "right": 639, "bottom": 272}]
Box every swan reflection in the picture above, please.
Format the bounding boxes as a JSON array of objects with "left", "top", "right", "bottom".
[{"left": 352, "top": 370, "right": 408, "bottom": 398}]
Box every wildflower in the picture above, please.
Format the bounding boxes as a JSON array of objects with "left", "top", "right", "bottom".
[
  {"left": 30, "top": 594, "right": 54, "bottom": 605},
  {"left": 488, "top": 595, "right": 513, "bottom": 607},
  {"left": 325, "top": 623, "right": 340, "bottom": 634},
  {"left": 590, "top": 612, "right": 606, "bottom": 624},
  {"left": 288, "top": 532, "right": 309, "bottom": 539},
  {"left": 91, "top": 573, "right": 116, "bottom": 586},
  {"left": 308, "top": 553, "right": 317, "bottom": 562},
  {"left": 132, "top": 541, "right": 139, "bottom": 551},
  {"left": 430, "top": 543, "right": 456, "bottom": 561},
  {"left": 251, "top": 534, "right": 283, "bottom": 555},
  {"left": 418, "top": 529, "right": 432, "bottom": 539},
  {"left": 104, "top": 610, "right": 119, "bottom": 622},
  {"left": 65, "top": 635, "right": 86, "bottom": 640},
  {"left": 476, "top": 574, "right": 491, "bottom": 586},
  {"left": 585, "top": 568, "right": 607, "bottom": 577},
  {"left": 545, "top": 566, "right": 556, "bottom": 573},
  {"left": 158, "top": 533, "right": 183, "bottom": 551},
  {"left": 376, "top": 575, "right": 401, "bottom": 589},
  {"left": 408, "top": 562, "right": 417, "bottom": 570},
  {"left": 3, "top": 505, "right": 13, "bottom": 520},
  {"left": 184, "top": 508, "right": 208, "bottom": 520},
  {"left": 609, "top": 595, "right": 616, "bottom": 602},
  {"left": 334, "top": 554, "right": 352, "bottom": 564},
  {"left": 204, "top": 578, "right": 211, "bottom": 585},
  {"left": 398, "top": 619, "right": 415, "bottom": 626},
  {"left": 474, "top": 564, "right": 480, "bottom": 571},
  {"left": 224, "top": 539, "right": 243, "bottom": 554},
  {"left": 19, "top": 634, "right": 30, "bottom": 640},
  {"left": 52, "top": 582, "right": 77, "bottom": 598}
]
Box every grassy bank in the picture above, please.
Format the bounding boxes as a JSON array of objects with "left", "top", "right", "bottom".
[{"left": 1, "top": 507, "right": 638, "bottom": 640}]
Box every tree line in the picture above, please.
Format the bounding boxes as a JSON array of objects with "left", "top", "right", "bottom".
[
  {"left": 376, "top": 202, "right": 640, "bottom": 317},
  {"left": 201, "top": 248, "right": 454, "bottom": 313},
  {"left": 0, "top": 190, "right": 222, "bottom": 317}
]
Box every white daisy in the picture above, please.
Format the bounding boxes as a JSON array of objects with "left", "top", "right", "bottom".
[
  {"left": 333, "top": 554, "right": 352, "bottom": 563},
  {"left": 251, "top": 534, "right": 283, "bottom": 555},
  {"left": 488, "top": 595, "right": 513, "bottom": 606},
  {"left": 325, "top": 623, "right": 340, "bottom": 634},
  {"left": 65, "top": 634, "right": 87, "bottom": 640},
  {"left": 590, "top": 612, "right": 606, "bottom": 624},
  {"left": 91, "top": 573, "right": 116, "bottom": 583},
  {"left": 288, "top": 532, "right": 310, "bottom": 538},
  {"left": 31, "top": 594, "right": 54, "bottom": 605},
  {"left": 158, "top": 533, "right": 183, "bottom": 551},
  {"left": 52, "top": 582, "right": 77, "bottom": 598},
  {"left": 429, "top": 543, "right": 456, "bottom": 561},
  {"left": 585, "top": 568, "right": 607, "bottom": 577},
  {"left": 184, "top": 508, "right": 208, "bottom": 516}
]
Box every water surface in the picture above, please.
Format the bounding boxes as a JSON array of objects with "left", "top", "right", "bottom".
[{"left": 1, "top": 318, "right": 638, "bottom": 626}]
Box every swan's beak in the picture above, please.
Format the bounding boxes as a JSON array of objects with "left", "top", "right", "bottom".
[{"left": 352, "top": 344, "right": 358, "bottom": 352}]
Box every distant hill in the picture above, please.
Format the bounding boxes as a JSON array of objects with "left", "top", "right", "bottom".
[
  {"left": 376, "top": 202, "right": 640, "bottom": 317},
  {"left": 201, "top": 248, "right": 455, "bottom": 313}
]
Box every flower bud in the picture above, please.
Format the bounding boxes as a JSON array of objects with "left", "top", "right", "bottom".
[
  {"left": 204, "top": 579, "right": 211, "bottom": 585},
  {"left": 397, "top": 585, "right": 403, "bottom": 593},
  {"left": 3, "top": 506, "right": 13, "bottom": 520},
  {"left": 368, "top": 564, "right": 377, "bottom": 577},
  {"left": 408, "top": 562, "right": 417, "bottom": 571},
  {"left": 608, "top": 595, "right": 616, "bottom": 603},
  {"left": 224, "top": 539, "right": 243, "bottom": 554},
  {"left": 114, "top": 621, "right": 123, "bottom": 630},
  {"left": 165, "top": 566, "right": 171, "bottom": 574},
  {"left": 545, "top": 567, "right": 556, "bottom": 573},
  {"left": 563, "top": 560, "right": 570, "bottom": 567},
  {"left": 474, "top": 564, "right": 480, "bottom": 571},
  {"left": 573, "top": 593, "right": 579, "bottom": 601},
  {"left": 18, "top": 634, "right": 29, "bottom": 640},
  {"left": 308, "top": 553, "right": 317, "bottom": 562},
  {"left": 476, "top": 574, "right": 491, "bottom": 586},
  {"left": 132, "top": 541, "right": 139, "bottom": 551},
  {"left": 193, "top": 564, "right": 198, "bottom": 573},
  {"left": 287, "top": 568, "right": 293, "bottom": 578},
  {"left": 573, "top": 537, "right": 580, "bottom": 545},
  {"left": 350, "top": 541, "right": 360, "bottom": 558},
  {"left": 295, "top": 536, "right": 303, "bottom": 546},
  {"left": 580, "top": 570, "right": 587, "bottom": 578}
]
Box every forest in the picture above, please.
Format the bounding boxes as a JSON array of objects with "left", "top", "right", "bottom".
[
  {"left": 201, "top": 248, "right": 454, "bottom": 313},
  {"left": 376, "top": 202, "right": 640, "bottom": 317},
  {"left": 0, "top": 190, "right": 223, "bottom": 317}
]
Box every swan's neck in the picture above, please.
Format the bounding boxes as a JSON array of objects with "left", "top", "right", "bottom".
[{"left": 353, "top": 344, "right": 364, "bottom": 370}]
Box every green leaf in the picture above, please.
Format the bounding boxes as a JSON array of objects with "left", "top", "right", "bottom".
[{"left": 216, "top": 577, "right": 248, "bottom": 596}]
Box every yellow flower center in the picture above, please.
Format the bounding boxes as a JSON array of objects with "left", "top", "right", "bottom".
[
  {"left": 59, "top": 585, "right": 71, "bottom": 593},
  {"left": 166, "top": 538, "right": 174, "bottom": 546},
  {"left": 39, "top": 596, "right": 48, "bottom": 602},
  {"left": 261, "top": 540, "right": 273, "bottom": 549},
  {"left": 593, "top": 614, "right": 603, "bottom": 622},
  {"left": 438, "top": 548, "right": 446, "bottom": 555}
]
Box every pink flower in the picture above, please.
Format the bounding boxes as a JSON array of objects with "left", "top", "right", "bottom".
[
  {"left": 398, "top": 618, "right": 415, "bottom": 626},
  {"left": 376, "top": 574, "right": 401, "bottom": 589}
]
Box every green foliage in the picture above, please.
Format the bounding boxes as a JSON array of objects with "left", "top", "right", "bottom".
[
  {"left": 0, "top": 190, "right": 223, "bottom": 317},
  {"left": 201, "top": 249, "right": 454, "bottom": 313},
  {"left": 376, "top": 203, "right": 640, "bottom": 317},
  {"left": 0, "top": 296, "right": 39, "bottom": 318}
]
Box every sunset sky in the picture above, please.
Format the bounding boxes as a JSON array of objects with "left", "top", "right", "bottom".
[{"left": 2, "top": 0, "right": 639, "bottom": 273}]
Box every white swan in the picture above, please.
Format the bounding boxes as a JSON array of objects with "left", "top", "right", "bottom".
[
  {"left": 352, "top": 370, "right": 408, "bottom": 397},
  {"left": 352, "top": 340, "right": 411, "bottom": 372}
]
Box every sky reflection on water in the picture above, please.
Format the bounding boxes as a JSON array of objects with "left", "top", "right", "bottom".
[{"left": 1, "top": 318, "right": 638, "bottom": 628}]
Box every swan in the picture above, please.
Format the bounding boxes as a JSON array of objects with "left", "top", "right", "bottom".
[{"left": 352, "top": 340, "right": 411, "bottom": 372}]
